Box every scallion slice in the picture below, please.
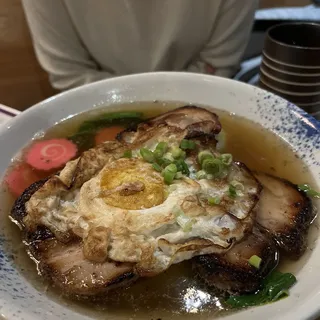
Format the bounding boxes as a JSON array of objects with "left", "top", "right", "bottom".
[
  {"left": 180, "top": 139, "right": 196, "bottom": 150},
  {"left": 163, "top": 152, "right": 175, "bottom": 163},
  {"left": 248, "top": 255, "right": 262, "bottom": 269},
  {"left": 152, "top": 163, "right": 162, "bottom": 172},
  {"left": 198, "top": 150, "right": 214, "bottom": 165},
  {"left": 163, "top": 163, "right": 178, "bottom": 184},
  {"left": 202, "top": 158, "right": 223, "bottom": 176},
  {"left": 173, "top": 207, "right": 195, "bottom": 232},
  {"left": 122, "top": 150, "right": 132, "bottom": 158},
  {"left": 230, "top": 180, "right": 244, "bottom": 191},
  {"left": 196, "top": 170, "right": 207, "bottom": 180},
  {"left": 174, "top": 159, "right": 190, "bottom": 175},
  {"left": 140, "top": 148, "right": 155, "bottom": 163},
  {"left": 228, "top": 184, "right": 237, "bottom": 198},
  {"left": 175, "top": 171, "right": 183, "bottom": 179},
  {"left": 154, "top": 141, "right": 168, "bottom": 158},
  {"left": 221, "top": 153, "right": 233, "bottom": 166},
  {"left": 208, "top": 196, "right": 221, "bottom": 205},
  {"left": 171, "top": 146, "right": 184, "bottom": 159}
]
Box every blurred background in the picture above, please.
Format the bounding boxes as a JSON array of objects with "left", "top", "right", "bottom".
[{"left": 0, "top": 0, "right": 316, "bottom": 111}]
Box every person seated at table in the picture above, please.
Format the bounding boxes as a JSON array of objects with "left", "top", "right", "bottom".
[{"left": 22, "top": 0, "right": 257, "bottom": 91}]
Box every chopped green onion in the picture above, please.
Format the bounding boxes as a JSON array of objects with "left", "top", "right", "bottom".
[
  {"left": 208, "top": 196, "right": 221, "bottom": 205},
  {"left": 140, "top": 148, "right": 155, "bottom": 163},
  {"left": 163, "top": 152, "right": 175, "bottom": 163},
  {"left": 180, "top": 139, "right": 196, "bottom": 150},
  {"left": 156, "top": 157, "right": 172, "bottom": 168},
  {"left": 197, "top": 150, "right": 214, "bottom": 165},
  {"left": 171, "top": 146, "right": 184, "bottom": 159},
  {"left": 174, "top": 159, "right": 190, "bottom": 175},
  {"left": 152, "top": 163, "right": 162, "bottom": 172},
  {"left": 180, "top": 150, "right": 186, "bottom": 159},
  {"left": 228, "top": 180, "right": 244, "bottom": 198},
  {"left": 163, "top": 163, "right": 178, "bottom": 184},
  {"left": 220, "top": 153, "right": 233, "bottom": 166},
  {"left": 175, "top": 171, "right": 183, "bottom": 179},
  {"left": 122, "top": 150, "right": 132, "bottom": 158},
  {"left": 248, "top": 255, "right": 262, "bottom": 269},
  {"left": 154, "top": 141, "right": 168, "bottom": 158},
  {"left": 196, "top": 170, "right": 207, "bottom": 180},
  {"left": 173, "top": 207, "right": 195, "bottom": 232},
  {"left": 230, "top": 180, "right": 244, "bottom": 191},
  {"left": 298, "top": 184, "right": 320, "bottom": 198},
  {"left": 229, "top": 184, "right": 237, "bottom": 198},
  {"left": 202, "top": 158, "right": 223, "bottom": 176}
]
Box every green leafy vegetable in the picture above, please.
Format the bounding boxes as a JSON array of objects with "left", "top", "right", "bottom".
[
  {"left": 180, "top": 139, "right": 196, "bottom": 150},
  {"left": 77, "top": 112, "right": 142, "bottom": 134},
  {"left": 68, "top": 132, "right": 94, "bottom": 151},
  {"left": 298, "top": 184, "right": 320, "bottom": 198},
  {"left": 248, "top": 255, "right": 262, "bottom": 269},
  {"left": 226, "top": 271, "right": 296, "bottom": 309}
]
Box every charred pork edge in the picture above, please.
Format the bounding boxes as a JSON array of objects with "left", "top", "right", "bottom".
[{"left": 254, "top": 172, "right": 314, "bottom": 258}]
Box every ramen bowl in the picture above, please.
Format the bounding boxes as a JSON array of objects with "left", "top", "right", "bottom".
[{"left": 0, "top": 72, "right": 319, "bottom": 320}]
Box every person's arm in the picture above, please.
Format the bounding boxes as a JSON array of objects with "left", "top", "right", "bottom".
[
  {"left": 22, "top": 0, "right": 113, "bottom": 90},
  {"left": 187, "top": 0, "right": 258, "bottom": 78}
]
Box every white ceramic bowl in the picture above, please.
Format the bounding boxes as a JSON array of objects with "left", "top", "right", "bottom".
[{"left": 0, "top": 72, "right": 319, "bottom": 320}]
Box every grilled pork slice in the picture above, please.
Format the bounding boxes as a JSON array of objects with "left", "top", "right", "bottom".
[
  {"left": 117, "top": 105, "right": 222, "bottom": 144},
  {"left": 11, "top": 180, "right": 137, "bottom": 298},
  {"left": 193, "top": 230, "right": 278, "bottom": 294},
  {"left": 254, "top": 173, "right": 314, "bottom": 258},
  {"left": 35, "top": 239, "right": 136, "bottom": 297}
]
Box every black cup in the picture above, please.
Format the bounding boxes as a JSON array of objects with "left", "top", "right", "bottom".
[
  {"left": 259, "top": 23, "right": 320, "bottom": 118},
  {"left": 264, "top": 23, "right": 320, "bottom": 67}
]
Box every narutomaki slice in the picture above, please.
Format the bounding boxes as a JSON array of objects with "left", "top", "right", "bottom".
[{"left": 26, "top": 139, "right": 77, "bottom": 171}]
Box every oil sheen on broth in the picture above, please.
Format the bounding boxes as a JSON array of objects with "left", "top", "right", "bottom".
[{"left": 0, "top": 102, "right": 317, "bottom": 320}]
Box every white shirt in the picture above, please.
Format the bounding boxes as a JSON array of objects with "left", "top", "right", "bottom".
[{"left": 22, "top": 0, "right": 257, "bottom": 90}]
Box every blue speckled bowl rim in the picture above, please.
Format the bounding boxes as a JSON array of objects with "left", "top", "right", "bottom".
[{"left": 0, "top": 72, "right": 319, "bottom": 320}]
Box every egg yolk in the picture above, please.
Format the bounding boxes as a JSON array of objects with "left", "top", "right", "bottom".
[{"left": 100, "top": 159, "right": 165, "bottom": 210}]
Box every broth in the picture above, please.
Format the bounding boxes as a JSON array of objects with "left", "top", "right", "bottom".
[{"left": 0, "top": 102, "right": 318, "bottom": 320}]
